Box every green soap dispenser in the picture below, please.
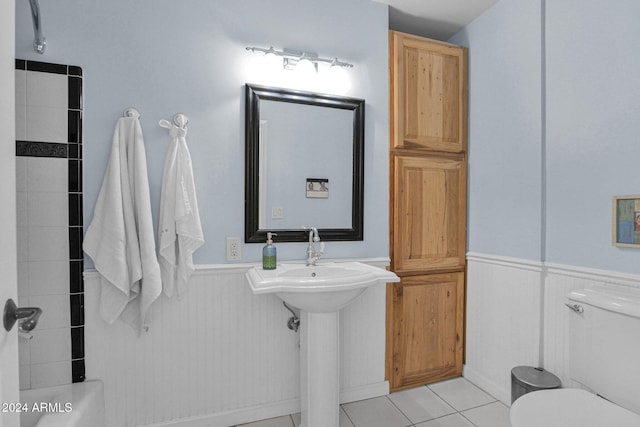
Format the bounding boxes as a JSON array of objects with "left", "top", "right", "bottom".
[{"left": 262, "top": 232, "right": 277, "bottom": 270}]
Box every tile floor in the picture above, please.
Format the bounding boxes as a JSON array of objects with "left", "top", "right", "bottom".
[{"left": 235, "top": 377, "right": 511, "bottom": 427}]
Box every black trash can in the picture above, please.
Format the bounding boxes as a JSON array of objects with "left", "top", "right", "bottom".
[{"left": 511, "top": 366, "right": 561, "bottom": 404}]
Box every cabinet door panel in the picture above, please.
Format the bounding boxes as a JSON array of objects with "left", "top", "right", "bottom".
[
  {"left": 392, "top": 154, "right": 466, "bottom": 273},
  {"left": 390, "top": 31, "right": 467, "bottom": 153},
  {"left": 388, "top": 273, "right": 464, "bottom": 390}
]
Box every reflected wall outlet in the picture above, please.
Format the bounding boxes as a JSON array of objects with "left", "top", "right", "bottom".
[
  {"left": 272, "top": 206, "right": 284, "bottom": 219},
  {"left": 226, "top": 237, "right": 242, "bottom": 261}
]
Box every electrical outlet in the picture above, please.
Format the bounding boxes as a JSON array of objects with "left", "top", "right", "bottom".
[{"left": 226, "top": 237, "right": 242, "bottom": 261}]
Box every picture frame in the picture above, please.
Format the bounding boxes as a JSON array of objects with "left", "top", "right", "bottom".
[
  {"left": 306, "top": 178, "right": 329, "bottom": 199},
  {"left": 612, "top": 195, "right": 640, "bottom": 248}
]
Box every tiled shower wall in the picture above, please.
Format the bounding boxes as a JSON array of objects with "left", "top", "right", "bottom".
[{"left": 15, "top": 60, "right": 85, "bottom": 389}]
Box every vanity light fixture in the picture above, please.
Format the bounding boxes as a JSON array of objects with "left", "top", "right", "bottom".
[{"left": 245, "top": 46, "right": 354, "bottom": 71}]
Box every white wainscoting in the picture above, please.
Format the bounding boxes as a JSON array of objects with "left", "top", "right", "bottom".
[
  {"left": 464, "top": 253, "right": 543, "bottom": 404},
  {"left": 543, "top": 263, "right": 640, "bottom": 389},
  {"left": 84, "top": 259, "right": 390, "bottom": 427},
  {"left": 465, "top": 253, "right": 640, "bottom": 406}
]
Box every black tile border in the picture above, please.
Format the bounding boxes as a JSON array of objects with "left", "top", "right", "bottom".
[
  {"left": 16, "top": 59, "right": 85, "bottom": 384},
  {"left": 68, "top": 110, "right": 82, "bottom": 143},
  {"left": 26, "top": 60, "right": 68, "bottom": 75},
  {"left": 71, "top": 359, "right": 85, "bottom": 383},
  {"left": 16, "top": 141, "right": 68, "bottom": 158}
]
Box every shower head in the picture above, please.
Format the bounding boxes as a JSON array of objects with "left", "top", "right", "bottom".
[{"left": 27, "top": 0, "right": 46, "bottom": 54}]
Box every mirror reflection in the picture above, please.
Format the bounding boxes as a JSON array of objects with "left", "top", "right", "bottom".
[{"left": 245, "top": 84, "right": 365, "bottom": 243}]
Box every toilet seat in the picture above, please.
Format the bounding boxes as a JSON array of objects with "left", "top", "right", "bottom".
[{"left": 510, "top": 388, "right": 640, "bottom": 427}]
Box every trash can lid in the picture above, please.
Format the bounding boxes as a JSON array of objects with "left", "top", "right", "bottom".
[{"left": 512, "top": 366, "right": 561, "bottom": 389}]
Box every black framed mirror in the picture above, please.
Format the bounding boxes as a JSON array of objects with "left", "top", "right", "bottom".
[{"left": 245, "top": 83, "right": 365, "bottom": 243}]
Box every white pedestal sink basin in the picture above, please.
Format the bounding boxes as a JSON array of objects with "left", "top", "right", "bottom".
[{"left": 246, "top": 261, "right": 399, "bottom": 427}]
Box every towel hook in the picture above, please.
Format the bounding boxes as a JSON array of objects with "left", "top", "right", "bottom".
[{"left": 124, "top": 108, "right": 140, "bottom": 118}]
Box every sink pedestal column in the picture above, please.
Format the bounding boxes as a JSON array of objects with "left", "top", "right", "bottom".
[{"left": 300, "top": 310, "right": 340, "bottom": 427}]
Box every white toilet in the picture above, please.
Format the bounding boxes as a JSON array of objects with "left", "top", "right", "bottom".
[{"left": 510, "top": 283, "right": 640, "bottom": 426}]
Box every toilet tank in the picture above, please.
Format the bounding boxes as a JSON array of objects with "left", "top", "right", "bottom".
[{"left": 568, "top": 284, "right": 640, "bottom": 415}]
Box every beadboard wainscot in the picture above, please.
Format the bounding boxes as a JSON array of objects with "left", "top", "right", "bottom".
[
  {"left": 465, "top": 252, "right": 640, "bottom": 406},
  {"left": 464, "top": 253, "right": 543, "bottom": 405},
  {"left": 84, "top": 258, "right": 391, "bottom": 427},
  {"left": 543, "top": 263, "right": 640, "bottom": 390}
]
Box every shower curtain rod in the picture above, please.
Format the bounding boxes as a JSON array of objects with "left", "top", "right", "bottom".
[{"left": 28, "top": 0, "right": 46, "bottom": 54}]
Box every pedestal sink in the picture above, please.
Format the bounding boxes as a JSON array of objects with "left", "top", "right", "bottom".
[{"left": 246, "top": 261, "right": 399, "bottom": 427}]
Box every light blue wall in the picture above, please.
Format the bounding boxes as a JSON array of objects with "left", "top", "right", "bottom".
[
  {"left": 546, "top": 0, "right": 640, "bottom": 272},
  {"left": 449, "top": 0, "right": 543, "bottom": 261},
  {"left": 15, "top": 0, "right": 389, "bottom": 265},
  {"left": 452, "top": 0, "right": 640, "bottom": 274}
]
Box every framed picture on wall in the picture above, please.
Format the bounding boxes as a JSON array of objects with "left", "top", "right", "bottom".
[{"left": 612, "top": 195, "right": 640, "bottom": 248}]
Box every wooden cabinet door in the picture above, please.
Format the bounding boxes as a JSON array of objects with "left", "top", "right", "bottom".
[
  {"left": 390, "top": 31, "right": 468, "bottom": 153},
  {"left": 391, "top": 154, "right": 466, "bottom": 274},
  {"left": 387, "top": 273, "right": 464, "bottom": 391}
]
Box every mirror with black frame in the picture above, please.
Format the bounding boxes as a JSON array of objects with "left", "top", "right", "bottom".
[{"left": 245, "top": 83, "right": 365, "bottom": 243}]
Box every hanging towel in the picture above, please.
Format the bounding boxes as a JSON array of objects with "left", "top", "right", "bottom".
[
  {"left": 83, "top": 110, "right": 162, "bottom": 334},
  {"left": 158, "top": 116, "right": 204, "bottom": 299}
]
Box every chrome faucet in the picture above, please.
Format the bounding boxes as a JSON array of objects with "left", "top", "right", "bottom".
[{"left": 305, "top": 227, "right": 324, "bottom": 266}]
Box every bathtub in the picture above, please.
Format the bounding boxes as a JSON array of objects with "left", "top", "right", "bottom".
[{"left": 19, "top": 380, "right": 104, "bottom": 427}]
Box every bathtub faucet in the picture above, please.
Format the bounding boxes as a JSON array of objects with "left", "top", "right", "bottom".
[{"left": 3, "top": 298, "right": 43, "bottom": 332}]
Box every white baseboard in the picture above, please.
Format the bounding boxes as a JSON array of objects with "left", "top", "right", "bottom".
[
  {"left": 140, "top": 382, "right": 389, "bottom": 427},
  {"left": 463, "top": 365, "right": 511, "bottom": 406},
  {"left": 340, "top": 381, "right": 390, "bottom": 403}
]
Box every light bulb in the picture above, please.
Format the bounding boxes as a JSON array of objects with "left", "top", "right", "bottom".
[
  {"left": 261, "top": 50, "right": 284, "bottom": 86},
  {"left": 326, "top": 65, "right": 351, "bottom": 94},
  {"left": 292, "top": 57, "right": 317, "bottom": 89}
]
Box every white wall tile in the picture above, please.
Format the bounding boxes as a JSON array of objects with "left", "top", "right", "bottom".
[
  {"left": 16, "top": 191, "right": 27, "bottom": 227},
  {"left": 30, "top": 361, "right": 72, "bottom": 388},
  {"left": 17, "top": 226, "right": 28, "bottom": 262},
  {"left": 26, "top": 71, "right": 68, "bottom": 108},
  {"left": 26, "top": 157, "right": 67, "bottom": 192},
  {"left": 19, "top": 364, "right": 31, "bottom": 390},
  {"left": 26, "top": 106, "right": 68, "bottom": 143},
  {"left": 27, "top": 226, "right": 68, "bottom": 261},
  {"left": 15, "top": 69, "right": 26, "bottom": 105},
  {"left": 19, "top": 338, "right": 31, "bottom": 366},
  {"left": 16, "top": 157, "right": 27, "bottom": 191},
  {"left": 29, "top": 294, "right": 70, "bottom": 330},
  {"left": 18, "top": 262, "right": 29, "bottom": 298},
  {"left": 29, "top": 261, "right": 70, "bottom": 296},
  {"left": 15, "top": 104, "right": 27, "bottom": 140},
  {"left": 28, "top": 192, "right": 68, "bottom": 227},
  {"left": 30, "top": 328, "right": 71, "bottom": 364}
]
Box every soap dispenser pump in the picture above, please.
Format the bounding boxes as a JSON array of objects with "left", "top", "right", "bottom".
[{"left": 263, "top": 232, "right": 277, "bottom": 270}]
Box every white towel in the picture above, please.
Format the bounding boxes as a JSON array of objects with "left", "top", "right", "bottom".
[
  {"left": 158, "top": 119, "right": 204, "bottom": 298},
  {"left": 83, "top": 113, "right": 162, "bottom": 334}
]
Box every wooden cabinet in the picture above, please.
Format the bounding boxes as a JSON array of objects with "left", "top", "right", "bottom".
[
  {"left": 390, "top": 31, "right": 468, "bottom": 153},
  {"left": 391, "top": 153, "right": 466, "bottom": 274},
  {"left": 386, "top": 273, "right": 464, "bottom": 390},
  {"left": 387, "top": 31, "right": 468, "bottom": 391}
]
